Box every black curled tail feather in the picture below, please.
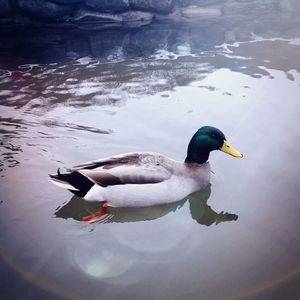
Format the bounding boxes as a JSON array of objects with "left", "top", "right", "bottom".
[{"left": 50, "top": 168, "right": 94, "bottom": 198}]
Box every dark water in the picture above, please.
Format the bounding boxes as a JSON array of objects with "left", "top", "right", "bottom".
[{"left": 1, "top": 4, "right": 300, "bottom": 300}]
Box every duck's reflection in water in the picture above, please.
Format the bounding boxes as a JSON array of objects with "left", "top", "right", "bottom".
[{"left": 55, "top": 185, "right": 238, "bottom": 226}]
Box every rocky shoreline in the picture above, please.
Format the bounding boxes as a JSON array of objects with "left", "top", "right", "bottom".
[{"left": 0, "top": 0, "right": 299, "bottom": 28}]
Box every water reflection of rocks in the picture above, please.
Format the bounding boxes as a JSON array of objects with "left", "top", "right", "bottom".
[
  {"left": 55, "top": 185, "right": 238, "bottom": 226},
  {"left": 1, "top": 16, "right": 300, "bottom": 112}
]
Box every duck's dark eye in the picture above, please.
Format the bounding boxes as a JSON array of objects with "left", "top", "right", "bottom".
[{"left": 211, "top": 133, "right": 217, "bottom": 138}]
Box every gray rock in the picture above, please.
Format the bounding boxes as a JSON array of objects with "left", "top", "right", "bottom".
[
  {"left": 171, "top": 0, "right": 225, "bottom": 7},
  {"left": 74, "top": 8, "right": 153, "bottom": 27},
  {"left": 86, "top": 0, "right": 130, "bottom": 13},
  {"left": 0, "top": 0, "right": 14, "bottom": 17},
  {"left": 223, "top": 0, "right": 276, "bottom": 16},
  {"left": 183, "top": 0, "right": 225, "bottom": 5},
  {"left": 181, "top": 5, "right": 222, "bottom": 17},
  {"left": 18, "top": 0, "right": 74, "bottom": 20},
  {"left": 52, "top": 0, "right": 82, "bottom": 4},
  {"left": 74, "top": 8, "right": 123, "bottom": 22},
  {"left": 177, "top": 0, "right": 192, "bottom": 7},
  {"left": 129, "top": 0, "right": 174, "bottom": 14},
  {"left": 122, "top": 10, "right": 153, "bottom": 24}
]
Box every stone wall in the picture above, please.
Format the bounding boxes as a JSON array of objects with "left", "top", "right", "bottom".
[
  {"left": 0, "top": 0, "right": 299, "bottom": 27},
  {"left": 1, "top": 0, "right": 174, "bottom": 25}
]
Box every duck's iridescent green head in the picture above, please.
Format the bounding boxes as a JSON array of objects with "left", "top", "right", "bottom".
[{"left": 185, "top": 126, "right": 243, "bottom": 164}]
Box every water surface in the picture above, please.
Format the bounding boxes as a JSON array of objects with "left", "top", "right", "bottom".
[{"left": 1, "top": 5, "right": 300, "bottom": 300}]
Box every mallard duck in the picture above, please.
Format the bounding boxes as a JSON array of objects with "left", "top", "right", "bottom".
[{"left": 49, "top": 126, "right": 242, "bottom": 222}]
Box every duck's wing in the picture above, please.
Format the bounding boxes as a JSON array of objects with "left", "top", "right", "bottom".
[
  {"left": 71, "top": 152, "right": 172, "bottom": 187},
  {"left": 71, "top": 152, "right": 143, "bottom": 171}
]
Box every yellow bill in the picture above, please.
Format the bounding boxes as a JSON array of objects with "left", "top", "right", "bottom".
[{"left": 220, "top": 140, "right": 243, "bottom": 158}]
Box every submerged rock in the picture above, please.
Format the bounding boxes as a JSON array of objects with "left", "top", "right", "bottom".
[
  {"left": 18, "top": 0, "right": 74, "bottom": 20},
  {"left": 86, "top": 0, "right": 130, "bottom": 13},
  {"left": 129, "top": 0, "right": 175, "bottom": 14}
]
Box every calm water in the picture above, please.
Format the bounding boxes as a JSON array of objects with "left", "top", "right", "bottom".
[{"left": 1, "top": 5, "right": 300, "bottom": 300}]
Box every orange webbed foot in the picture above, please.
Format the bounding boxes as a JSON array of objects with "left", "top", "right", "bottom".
[{"left": 82, "top": 202, "right": 109, "bottom": 223}]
